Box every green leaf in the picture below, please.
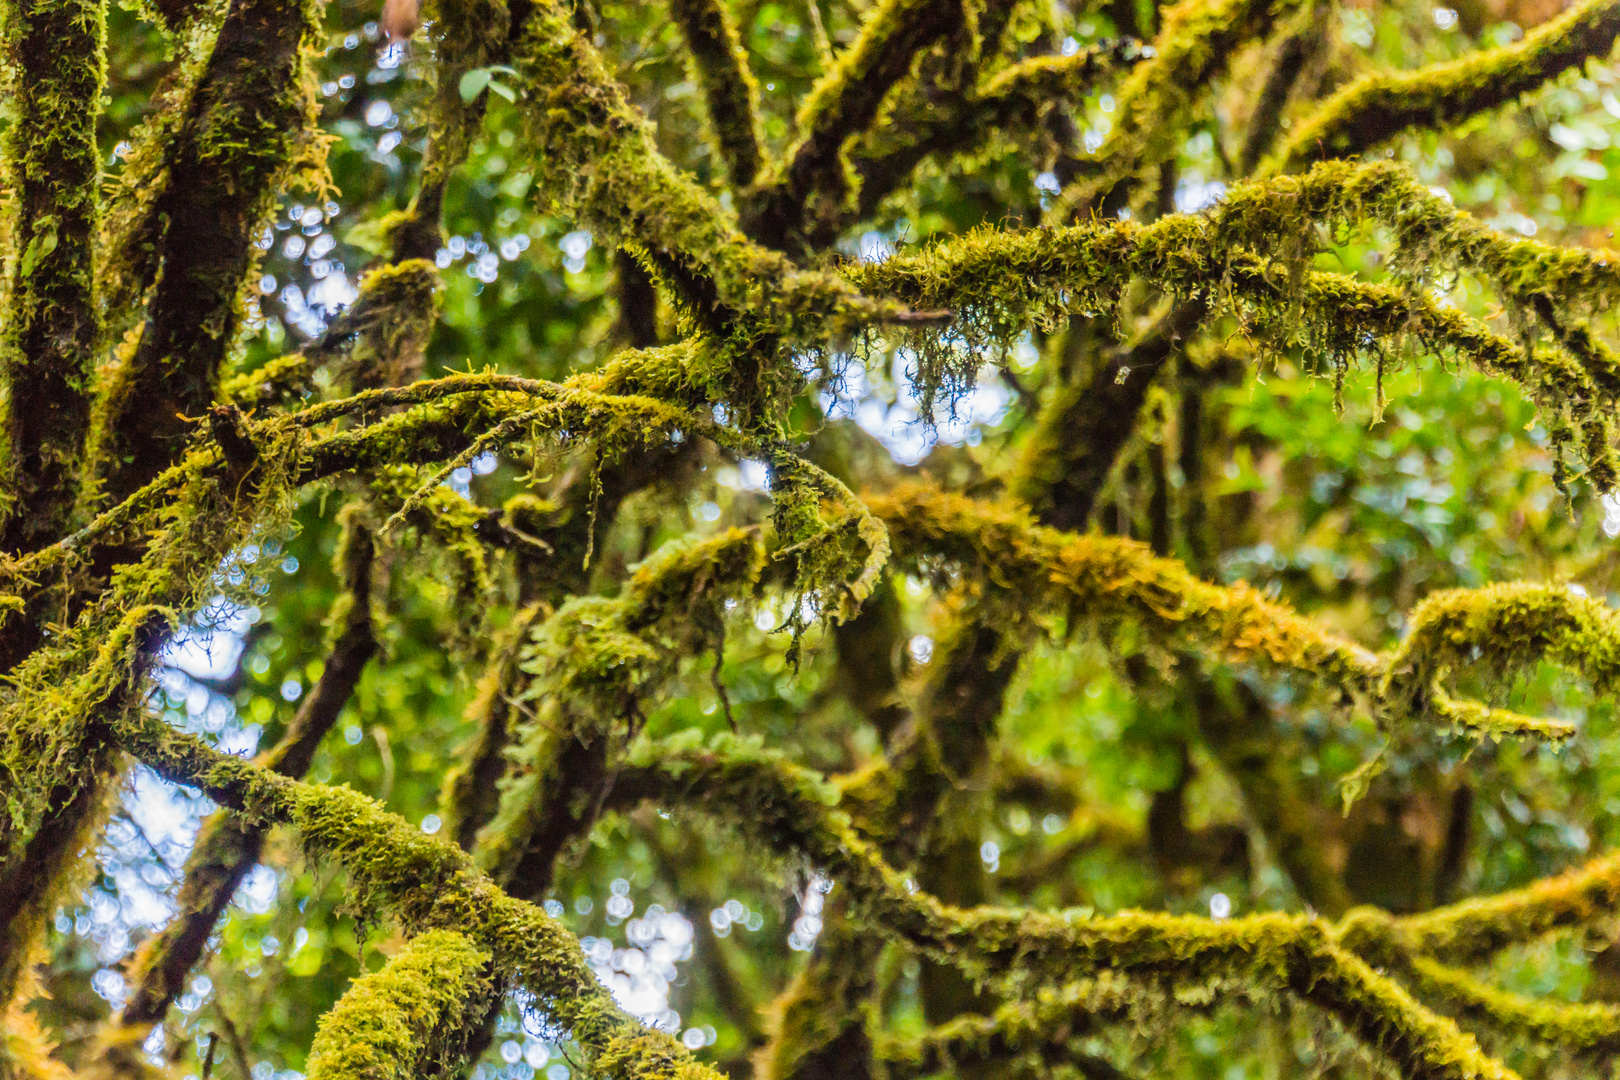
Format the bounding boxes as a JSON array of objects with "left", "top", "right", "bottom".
[
  {"left": 458, "top": 68, "right": 491, "bottom": 102},
  {"left": 488, "top": 80, "right": 515, "bottom": 102},
  {"left": 19, "top": 228, "right": 57, "bottom": 278}
]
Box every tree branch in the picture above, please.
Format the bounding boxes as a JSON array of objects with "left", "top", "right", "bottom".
[
  {"left": 90, "top": 0, "right": 329, "bottom": 504},
  {"left": 744, "top": 0, "right": 965, "bottom": 252},
  {"left": 671, "top": 0, "right": 765, "bottom": 188},
  {"left": 0, "top": 0, "right": 106, "bottom": 554},
  {"left": 1275, "top": 0, "right": 1620, "bottom": 170}
]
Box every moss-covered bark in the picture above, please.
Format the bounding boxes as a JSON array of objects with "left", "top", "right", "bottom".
[
  {"left": 1275, "top": 0, "right": 1620, "bottom": 169},
  {"left": 305, "top": 930, "right": 493, "bottom": 1080},
  {"left": 0, "top": 0, "right": 107, "bottom": 555},
  {"left": 89, "top": 0, "right": 328, "bottom": 504}
]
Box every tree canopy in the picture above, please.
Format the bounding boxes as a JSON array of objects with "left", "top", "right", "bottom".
[{"left": 8, "top": 0, "right": 1620, "bottom": 1077}]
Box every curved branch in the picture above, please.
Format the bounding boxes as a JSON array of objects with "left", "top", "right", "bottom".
[
  {"left": 305, "top": 930, "right": 493, "bottom": 1080},
  {"left": 671, "top": 0, "right": 765, "bottom": 187},
  {"left": 601, "top": 737, "right": 1517, "bottom": 1080},
  {"left": 114, "top": 714, "right": 731, "bottom": 1080},
  {"left": 1342, "top": 850, "right": 1620, "bottom": 964},
  {"left": 1406, "top": 955, "right": 1620, "bottom": 1054},
  {"left": 1275, "top": 0, "right": 1620, "bottom": 169},
  {"left": 744, "top": 0, "right": 965, "bottom": 252},
  {"left": 866, "top": 484, "right": 1596, "bottom": 741}
]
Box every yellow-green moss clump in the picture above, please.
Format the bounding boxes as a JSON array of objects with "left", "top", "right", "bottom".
[{"left": 305, "top": 930, "right": 493, "bottom": 1080}]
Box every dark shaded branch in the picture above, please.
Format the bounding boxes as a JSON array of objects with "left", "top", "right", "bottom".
[
  {"left": 1010, "top": 302, "right": 1205, "bottom": 532},
  {"left": 90, "top": 0, "right": 326, "bottom": 504},
  {"left": 0, "top": 0, "right": 106, "bottom": 554},
  {"left": 613, "top": 249, "right": 663, "bottom": 349},
  {"left": 744, "top": 0, "right": 965, "bottom": 253},
  {"left": 1051, "top": 0, "right": 1303, "bottom": 217},
  {"left": 1236, "top": 7, "right": 1324, "bottom": 175},
  {"left": 842, "top": 41, "right": 1139, "bottom": 234},
  {"left": 670, "top": 0, "right": 765, "bottom": 187},
  {"left": 1189, "top": 673, "right": 1355, "bottom": 917}
]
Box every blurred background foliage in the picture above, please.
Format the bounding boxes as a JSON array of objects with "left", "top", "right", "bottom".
[{"left": 30, "top": 0, "right": 1620, "bottom": 1076}]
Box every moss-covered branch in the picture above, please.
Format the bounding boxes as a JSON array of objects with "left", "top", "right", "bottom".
[
  {"left": 745, "top": 0, "right": 965, "bottom": 252},
  {"left": 600, "top": 736, "right": 1516, "bottom": 1080},
  {"left": 865, "top": 483, "right": 1593, "bottom": 742},
  {"left": 1406, "top": 956, "right": 1620, "bottom": 1054},
  {"left": 1210, "top": 160, "right": 1620, "bottom": 348},
  {"left": 1051, "top": 0, "right": 1303, "bottom": 216},
  {"left": 843, "top": 197, "right": 1620, "bottom": 484},
  {"left": 1342, "top": 850, "right": 1620, "bottom": 964},
  {"left": 112, "top": 517, "right": 376, "bottom": 1030},
  {"left": 0, "top": 0, "right": 107, "bottom": 553},
  {"left": 1275, "top": 0, "right": 1620, "bottom": 169},
  {"left": 89, "top": 0, "right": 329, "bottom": 504},
  {"left": 305, "top": 930, "right": 493, "bottom": 1080},
  {"left": 110, "top": 713, "right": 729, "bottom": 1080},
  {"left": 670, "top": 0, "right": 764, "bottom": 188}
]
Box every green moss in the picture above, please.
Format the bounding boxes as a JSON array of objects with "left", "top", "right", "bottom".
[
  {"left": 1348, "top": 848, "right": 1620, "bottom": 964},
  {"left": 305, "top": 930, "right": 492, "bottom": 1080}
]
